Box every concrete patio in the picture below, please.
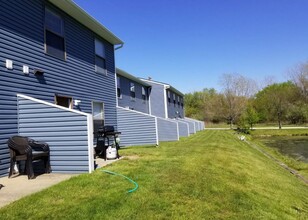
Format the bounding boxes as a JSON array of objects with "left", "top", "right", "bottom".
[{"left": 0, "top": 158, "right": 121, "bottom": 208}]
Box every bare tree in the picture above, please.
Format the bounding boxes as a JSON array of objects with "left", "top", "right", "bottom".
[
  {"left": 220, "top": 73, "right": 257, "bottom": 128},
  {"left": 288, "top": 62, "right": 308, "bottom": 101}
]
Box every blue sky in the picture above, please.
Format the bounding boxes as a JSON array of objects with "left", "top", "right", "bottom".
[{"left": 74, "top": 0, "right": 308, "bottom": 93}]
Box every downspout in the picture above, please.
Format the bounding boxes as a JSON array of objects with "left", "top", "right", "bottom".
[
  {"left": 148, "top": 87, "right": 152, "bottom": 115},
  {"left": 163, "top": 85, "right": 169, "bottom": 119},
  {"left": 114, "top": 43, "right": 124, "bottom": 129}
]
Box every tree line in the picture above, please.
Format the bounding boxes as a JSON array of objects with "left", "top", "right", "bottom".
[{"left": 185, "top": 62, "right": 308, "bottom": 129}]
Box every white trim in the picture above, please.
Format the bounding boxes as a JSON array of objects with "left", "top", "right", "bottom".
[
  {"left": 154, "top": 116, "right": 159, "bottom": 146},
  {"left": 87, "top": 114, "right": 94, "bottom": 173},
  {"left": 158, "top": 117, "right": 178, "bottom": 125},
  {"left": 17, "top": 96, "right": 20, "bottom": 134},
  {"left": 115, "top": 74, "right": 119, "bottom": 107},
  {"left": 48, "top": 0, "right": 123, "bottom": 45},
  {"left": 148, "top": 88, "right": 152, "bottom": 115},
  {"left": 140, "top": 78, "right": 168, "bottom": 86},
  {"left": 163, "top": 85, "right": 168, "bottom": 119},
  {"left": 176, "top": 121, "right": 180, "bottom": 141},
  {"left": 17, "top": 94, "right": 90, "bottom": 117},
  {"left": 117, "top": 106, "right": 156, "bottom": 118}
]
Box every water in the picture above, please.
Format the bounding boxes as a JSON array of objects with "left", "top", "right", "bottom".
[{"left": 257, "top": 136, "right": 308, "bottom": 163}]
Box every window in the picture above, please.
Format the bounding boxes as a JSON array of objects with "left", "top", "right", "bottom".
[
  {"left": 167, "top": 91, "right": 171, "bottom": 104},
  {"left": 95, "top": 39, "right": 106, "bottom": 75},
  {"left": 130, "top": 82, "right": 135, "bottom": 100},
  {"left": 117, "top": 76, "right": 122, "bottom": 98},
  {"left": 55, "top": 95, "right": 72, "bottom": 108},
  {"left": 177, "top": 96, "right": 180, "bottom": 107},
  {"left": 92, "top": 102, "right": 104, "bottom": 138},
  {"left": 173, "top": 94, "right": 176, "bottom": 107},
  {"left": 142, "top": 87, "right": 146, "bottom": 102},
  {"left": 45, "top": 8, "right": 65, "bottom": 59},
  {"left": 181, "top": 97, "right": 184, "bottom": 108}
]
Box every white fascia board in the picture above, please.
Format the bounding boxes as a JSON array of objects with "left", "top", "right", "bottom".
[
  {"left": 163, "top": 85, "right": 168, "bottom": 118},
  {"left": 154, "top": 117, "right": 159, "bottom": 146},
  {"left": 140, "top": 78, "right": 168, "bottom": 87},
  {"left": 48, "top": 0, "right": 123, "bottom": 45},
  {"left": 17, "top": 94, "right": 91, "bottom": 117},
  {"left": 87, "top": 114, "right": 94, "bottom": 173},
  {"left": 115, "top": 71, "right": 119, "bottom": 107}
]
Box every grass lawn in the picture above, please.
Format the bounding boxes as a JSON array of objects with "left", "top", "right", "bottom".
[
  {"left": 1, "top": 130, "right": 308, "bottom": 219},
  {"left": 251, "top": 129, "right": 308, "bottom": 137}
]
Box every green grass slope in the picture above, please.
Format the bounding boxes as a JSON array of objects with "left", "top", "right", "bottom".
[{"left": 1, "top": 130, "right": 307, "bottom": 219}]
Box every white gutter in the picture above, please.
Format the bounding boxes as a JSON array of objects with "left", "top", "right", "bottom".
[
  {"left": 163, "top": 85, "right": 168, "bottom": 118},
  {"left": 115, "top": 44, "right": 124, "bottom": 50}
]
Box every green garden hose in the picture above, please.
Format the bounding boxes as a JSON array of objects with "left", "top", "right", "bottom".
[{"left": 102, "top": 170, "right": 138, "bottom": 193}]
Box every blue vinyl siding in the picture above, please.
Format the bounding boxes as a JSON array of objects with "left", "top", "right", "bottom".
[
  {"left": 179, "top": 119, "right": 196, "bottom": 134},
  {"left": 0, "top": 0, "right": 116, "bottom": 176},
  {"left": 166, "top": 90, "right": 184, "bottom": 119},
  {"left": 141, "top": 81, "right": 166, "bottom": 118},
  {"left": 177, "top": 120, "right": 189, "bottom": 137},
  {"left": 18, "top": 96, "right": 92, "bottom": 173},
  {"left": 117, "top": 76, "right": 149, "bottom": 114},
  {"left": 185, "top": 117, "right": 201, "bottom": 132},
  {"left": 117, "top": 107, "right": 158, "bottom": 146},
  {"left": 156, "top": 118, "right": 179, "bottom": 142}
]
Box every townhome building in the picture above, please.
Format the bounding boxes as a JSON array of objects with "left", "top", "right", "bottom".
[{"left": 0, "top": 0, "right": 123, "bottom": 176}]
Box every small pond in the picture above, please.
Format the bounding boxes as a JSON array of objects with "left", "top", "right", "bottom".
[{"left": 256, "top": 136, "right": 308, "bottom": 163}]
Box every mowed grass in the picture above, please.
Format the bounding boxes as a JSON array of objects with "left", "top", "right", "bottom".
[
  {"left": 1, "top": 130, "right": 308, "bottom": 219},
  {"left": 251, "top": 129, "right": 308, "bottom": 137}
]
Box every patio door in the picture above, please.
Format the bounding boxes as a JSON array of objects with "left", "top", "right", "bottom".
[{"left": 92, "top": 102, "right": 104, "bottom": 139}]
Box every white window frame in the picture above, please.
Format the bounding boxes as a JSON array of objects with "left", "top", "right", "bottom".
[
  {"left": 130, "top": 82, "right": 135, "bottom": 100},
  {"left": 92, "top": 101, "right": 105, "bottom": 138}
]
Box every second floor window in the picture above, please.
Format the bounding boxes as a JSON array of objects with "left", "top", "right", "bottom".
[
  {"left": 173, "top": 94, "right": 176, "bottom": 107},
  {"left": 177, "top": 96, "right": 180, "bottom": 107},
  {"left": 45, "top": 8, "right": 65, "bottom": 59},
  {"left": 142, "top": 87, "right": 146, "bottom": 102},
  {"left": 95, "top": 39, "right": 106, "bottom": 75},
  {"left": 167, "top": 91, "right": 171, "bottom": 104},
  {"left": 117, "top": 76, "right": 122, "bottom": 98},
  {"left": 130, "top": 82, "right": 135, "bottom": 100}
]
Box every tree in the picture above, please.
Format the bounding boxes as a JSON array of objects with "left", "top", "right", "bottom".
[
  {"left": 220, "top": 73, "right": 257, "bottom": 128},
  {"left": 254, "top": 82, "right": 298, "bottom": 129},
  {"left": 184, "top": 91, "right": 204, "bottom": 120},
  {"left": 288, "top": 62, "right": 308, "bottom": 101},
  {"left": 244, "top": 104, "right": 259, "bottom": 129}
]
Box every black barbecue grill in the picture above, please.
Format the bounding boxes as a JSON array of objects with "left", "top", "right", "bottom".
[{"left": 94, "top": 126, "right": 121, "bottom": 160}]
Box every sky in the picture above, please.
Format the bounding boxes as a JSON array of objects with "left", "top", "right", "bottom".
[{"left": 74, "top": 0, "right": 308, "bottom": 93}]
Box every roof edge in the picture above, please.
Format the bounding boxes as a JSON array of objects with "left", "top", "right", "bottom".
[
  {"left": 48, "top": 0, "right": 124, "bottom": 45},
  {"left": 140, "top": 78, "right": 184, "bottom": 96},
  {"left": 116, "top": 68, "right": 152, "bottom": 87}
]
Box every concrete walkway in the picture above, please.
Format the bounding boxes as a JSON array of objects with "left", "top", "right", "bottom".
[{"left": 0, "top": 158, "right": 121, "bottom": 208}]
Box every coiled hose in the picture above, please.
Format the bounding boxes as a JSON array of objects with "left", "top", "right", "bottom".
[{"left": 102, "top": 170, "right": 138, "bottom": 193}]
